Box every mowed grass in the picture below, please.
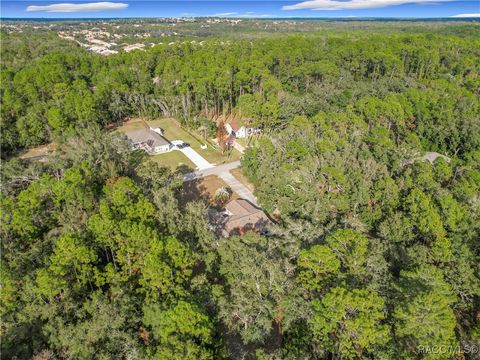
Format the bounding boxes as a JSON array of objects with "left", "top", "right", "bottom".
[
  {"left": 116, "top": 117, "right": 241, "bottom": 170},
  {"left": 235, "top": 136, "right": 259, "bottom": 149},
  {"left": 115, "top": 119, "right": 193, "bottom": 172},
  {"left": 147, "top": 118, "right": 242, "bottom": 165},
  {"left": 116, "top": 118, "right": 147, "bottom": 133},
  {"left": 149, "top": 151, "right": 196, "bottom": 173}
]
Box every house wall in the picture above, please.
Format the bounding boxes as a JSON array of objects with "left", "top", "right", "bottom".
[
  {"left": 224, "top": 123, "right": 234, "bottom": 135},
  {"left": 225, "top": 123, "right": 261, "bottom": 138},
  {"left": 236, "top": 127, "right": 247, "bottom": 138},
  {"left": 154, "top": 144, "right": 171, "bottom": 153}
]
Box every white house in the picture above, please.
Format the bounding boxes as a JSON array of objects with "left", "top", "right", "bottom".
[{"left": 224, "top": 119, "right": 260, "bottom": 139}]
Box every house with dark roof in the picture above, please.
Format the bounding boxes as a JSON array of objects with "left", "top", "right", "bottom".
[{"left": 209, "top": 199, "right": 271, "bottom": 237}]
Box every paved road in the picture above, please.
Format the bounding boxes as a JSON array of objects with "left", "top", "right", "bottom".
[
  {"left": 183, "top": 160, "right": 241, "bottom": 181},
  {"left": 176, "top": 146, "right": 213, "bottom": 170}
]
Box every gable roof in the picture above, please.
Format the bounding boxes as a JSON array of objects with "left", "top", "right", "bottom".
[
  {"left": 229, "top": 118, "right": 242, "bottom": 132},
  {"left": 212, "top": 199, "right": 270, "bottom": 237},
  {"left": 228, "top": 117, "right": 254, "bottom": 132},
  {"left": 225, "top": 199, "right": 259, "bottom": 218},
  {"left": 124, "top": 124, "right": 170, "bottom": 148}
]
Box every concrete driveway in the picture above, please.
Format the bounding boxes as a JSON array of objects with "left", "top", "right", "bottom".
[
  {"left": 182, "top": 160, "right": 257, "bottom": 205},
  {"left": 218, "top": 171, "right": 257, "bottom": 205},
  {"left": 174, "top": 145, "right": 213, "bottom": 170}
]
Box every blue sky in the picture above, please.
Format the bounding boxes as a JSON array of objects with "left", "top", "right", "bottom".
[{"left": 1, "top": 0, "right": 479, "bottom": 19}]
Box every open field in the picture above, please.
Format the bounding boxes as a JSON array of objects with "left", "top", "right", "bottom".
[{"left": 146, "top": 118, "right": 241, "bottom": 164}]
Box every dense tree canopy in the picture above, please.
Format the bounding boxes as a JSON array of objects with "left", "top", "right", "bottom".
[{"left": 1, "top": 20, "right": 479, "bottom": 360}]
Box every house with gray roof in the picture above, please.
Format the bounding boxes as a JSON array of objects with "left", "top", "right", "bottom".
[{"left": 124, "top": 124, "right": 172, "bottom": 154}]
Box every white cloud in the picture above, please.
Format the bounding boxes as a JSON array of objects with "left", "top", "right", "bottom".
[
  {"left": 209, "top": 12, "right": 274, "bottom": 18},
  {"left": 26, "top": 2, "right": 128, "bottom": 13},
  {"left": 210, "top": 12, "right": 238, "bottom": 17},
  {"left": 282, "top": 0, "right": 451, "bottom": 11},
  {"left": 451, "top": 13, "right": 480, "bottom": 17},
  {"left": 237, "top": 13, "right": 275, "bottom": 18}
]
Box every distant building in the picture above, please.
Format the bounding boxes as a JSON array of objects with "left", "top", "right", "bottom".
[
  {"left": 224, "top": 118, "right": 260, "bottom": 139},
  {"left": 209, "top": 199, "right": 271, "bottom": 237},
  {"left": 124, "top": 124, "right": 171, "bottom": 154},
  {"left": 123, "top": 43, "right": 145, "bottom": 52}
]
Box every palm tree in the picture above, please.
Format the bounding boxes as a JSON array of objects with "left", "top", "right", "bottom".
[
  {"left": 198, "top": 124, "right": 208, "bottom": 141},
  {"left": 214, "top": 186, "right": 231, "bottom": 206}
]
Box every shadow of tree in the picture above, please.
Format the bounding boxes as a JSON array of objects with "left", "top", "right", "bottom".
[
  {"left": 178, "top": 178, "right": 209, "bottom": 210},
  {"left": 175, "top": 164, "right": 195, "bottom": 175},
  {"left": 224, "top": 217, "right": 271, "bottom": 238},
  {"left": 129, "top": 149, "right": 148, "bottom": 170}
]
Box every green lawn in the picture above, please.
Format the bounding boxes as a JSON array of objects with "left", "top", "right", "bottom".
[
  {"left": 147, "top": 118, "right": 241, "bottom": 164},
  {"left": 235, "top": 136, "right": 258, "bottom": 148},
  {"left": 116, "top": 119, "right": 195, "bottom": 172},
  {"left": 148, "top": 150, "right": 196, "bottom": 173},
  {"left": 116, "top": 119, "right": 147, "bottom": 133}
]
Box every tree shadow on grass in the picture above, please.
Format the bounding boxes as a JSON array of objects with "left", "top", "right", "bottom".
[
  {"left": 175, "top": 164, "right": 195, "bottom": 175},
  {"left": 178, "top": 178, "right": 209, "bottom": 210}
]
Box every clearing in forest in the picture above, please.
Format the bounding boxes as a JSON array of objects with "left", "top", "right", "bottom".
[
  {"left": 146, "top": 118, "right": 242, "bottom": 164},
  {"left": 180, "top": 175, "right": 239, "bottom": 207}
]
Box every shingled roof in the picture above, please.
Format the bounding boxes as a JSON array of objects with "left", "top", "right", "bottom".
[
  {"left": 211, "top": 199, "right": 270, "bottom": 237},
  {"left": 124, "top": 125, "right": 170, "bottom": 148}
]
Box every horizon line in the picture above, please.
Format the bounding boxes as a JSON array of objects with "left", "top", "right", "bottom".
[{"left": 2, "top": 16, "right": 480, "bottom": 19}]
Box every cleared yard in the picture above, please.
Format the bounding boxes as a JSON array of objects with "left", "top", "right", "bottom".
[
  {"left": 149, "top": 151, "right": 195, "bottom": 173},
  {"left": 235, "top": 136, "right": 259, "bottom": 148},
  {"left": 146, "top": 118, "right": 241, "bottom": 165},
  {"left": 181, "top": 175, "right": 238, "bottom": 207},
  {"left": 19, "top": 143, "right": 55, "bottom": 161},
  {"left": 115, "top": 118, "right": 147, "bottom": 133}
]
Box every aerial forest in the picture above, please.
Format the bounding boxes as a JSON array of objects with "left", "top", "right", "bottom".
[{"left": 1, "top": 22, "right": 479, "bottom": 359}]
